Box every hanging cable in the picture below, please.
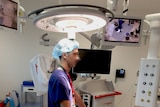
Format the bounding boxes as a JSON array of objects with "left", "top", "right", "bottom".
[{"left": 122, "top": 0, "right": 129, "bottom": 16}]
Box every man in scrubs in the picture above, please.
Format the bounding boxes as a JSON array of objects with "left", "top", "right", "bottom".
[{"left": 48, "top": 38, "right": 86, "bottom": 107}]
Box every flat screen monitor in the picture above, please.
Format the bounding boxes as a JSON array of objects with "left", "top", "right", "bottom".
[
  {"left": 73, "top": 49, "right": 112, "bottom": 74},
  {"left": 0, "top": 0, "right": 18, "bottom": 30},
  {"left": 101, "top": 16, "right": 143, "bottom": 47}
]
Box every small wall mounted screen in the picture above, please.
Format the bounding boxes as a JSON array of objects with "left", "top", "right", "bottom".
[{"left": 0, "top": 0, "right": 18, "bottom": 30}]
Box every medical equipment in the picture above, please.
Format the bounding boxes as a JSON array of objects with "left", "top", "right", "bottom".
[
  {"left": 101, "top": 15, "right": 143, "bottom": 47},
  {"left": 76, "top": 79, "right": 121, "bottom": 107},
  {"left": 21, "top": 83, "right": 43, "bottom": 107},
  {"left": 19, "top": 5, "right": 26, "bottom": 33},
  {"left": 135, "top": 13, "right": 160, "bottom": 107},
  {"left": 107, "top": 0, "right": 119, "bottom": 11},
  {"left": 30, "top": 54, "right": 53, "bottom": 96},
  {"left": 28, "top": 4, "right": 113, "bottom": 39},
  {"left": 72, "top": 49, "right": 112, "bottom": 74}
]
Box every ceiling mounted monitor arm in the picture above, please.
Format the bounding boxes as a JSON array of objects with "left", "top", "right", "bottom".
[
  {"left": 79, "top": 32, "right": 102, "bottom": 48},
  {"left": 122, "top": 0, "right": 129, "bottom": 16},
  {"left": 107, "top": 0, "right": 119, "bottom": 11},
  {"left": 142, "top": 20, "right": 151, "bottom": 45},
  {"left": 79, "top": 32, "right": 91, "bottom": 42},
  {"left": 107, "top": 0, "right": 129, "bottom": 15},
  {"left": 19, "top": 5, "right": 27, "bottom": 33}
]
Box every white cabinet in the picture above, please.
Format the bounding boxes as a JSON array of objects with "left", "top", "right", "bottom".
[{"left": 21, "top": 85, "right": 43, "bottom": 107}]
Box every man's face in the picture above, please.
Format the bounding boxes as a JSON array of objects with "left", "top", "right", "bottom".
[{"left": 66, "top": 48, "right": 80, "bottom": 68}]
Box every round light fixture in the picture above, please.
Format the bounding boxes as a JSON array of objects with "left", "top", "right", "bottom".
[{"left": 28, "top": 4, "right": 114, "bottom": 33}]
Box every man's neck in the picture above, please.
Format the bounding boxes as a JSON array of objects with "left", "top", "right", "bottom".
[{"left": 60, "top": 64, "right": 70, "bottom": 73}]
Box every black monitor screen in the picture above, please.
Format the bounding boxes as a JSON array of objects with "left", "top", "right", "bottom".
[{"left": 73, "top": 49, "right": 112, "bottom": 74}]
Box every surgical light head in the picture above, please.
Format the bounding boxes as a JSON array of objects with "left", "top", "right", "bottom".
[{"left": 52, "top": 38, "right": 79, "bottom": 59}]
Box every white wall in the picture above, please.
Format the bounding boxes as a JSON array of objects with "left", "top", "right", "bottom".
[{"left": 0, "top": 22, "right": 51, "bottom": 98}]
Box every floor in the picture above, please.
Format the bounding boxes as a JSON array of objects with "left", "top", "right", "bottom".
[{"left": 22, "top": 103, "right": 42, "bottom": 107}]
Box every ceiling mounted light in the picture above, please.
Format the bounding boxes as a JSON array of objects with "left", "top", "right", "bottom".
[{"left": 28, "top": 4, "right": 114, "bottom": 33}]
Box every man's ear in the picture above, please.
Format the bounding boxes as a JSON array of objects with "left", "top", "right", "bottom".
[{"left": 62, "top": 53, "right": 68, "bottom": 59}]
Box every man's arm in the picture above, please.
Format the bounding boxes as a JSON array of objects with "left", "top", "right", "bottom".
[
  {"left": 74, "top": 91, "right": 86, "bottom": 107},
  {"left": 60, "top": 100, "right": 71, "bottom": 107}
]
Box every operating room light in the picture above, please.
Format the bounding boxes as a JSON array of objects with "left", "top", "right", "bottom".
[
  {"left": 55, "top": 17, "right": 88, "bottom": 32},
  {"left": 28, "top": 4, "right": 114, "bottom": 35},
  {"left": 55, "top": 19, "right": 87, "bottom": 28}
]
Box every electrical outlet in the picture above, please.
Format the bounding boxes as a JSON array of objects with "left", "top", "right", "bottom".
[{"left": 135, "top": 58, "right": 160, "bottom": 107}]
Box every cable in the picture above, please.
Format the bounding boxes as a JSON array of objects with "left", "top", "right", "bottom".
[{"left": 122, "top": 0, "right": 129, "bottom": 16}]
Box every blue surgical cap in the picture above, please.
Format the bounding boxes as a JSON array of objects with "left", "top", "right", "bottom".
[{"left": 52, "top": 38, "right": 79, "bottom": 59}]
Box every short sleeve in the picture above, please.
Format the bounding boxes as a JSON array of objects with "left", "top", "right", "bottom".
[{"left": 48, "top": 75, "right": 71, "bottom": 104}]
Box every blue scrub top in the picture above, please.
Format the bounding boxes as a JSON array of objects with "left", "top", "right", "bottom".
[{"left": 48, "top": 69, "right": 71, "bottom": 107}]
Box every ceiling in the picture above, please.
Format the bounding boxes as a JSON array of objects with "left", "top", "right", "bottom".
[{"left": 20, "top": 0, "right": 160, "bottom": 19}]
